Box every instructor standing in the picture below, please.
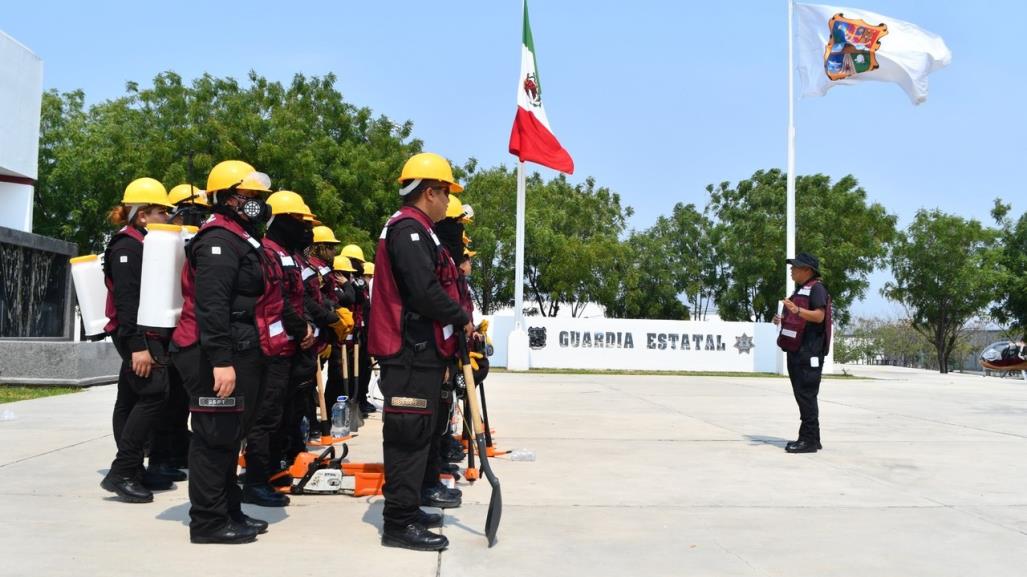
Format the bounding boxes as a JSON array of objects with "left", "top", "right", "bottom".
[
  {"left": 369, "top": 152, "right": 473, "bottom": 552},
  {"left": 774, "top": 252, "right": 832, "bottom": 454}
]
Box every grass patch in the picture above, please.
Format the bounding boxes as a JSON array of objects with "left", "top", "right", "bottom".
[
  {"left": 489, "top": 368, "right": 860, "bottom": 379},
  {"left": 0, "top": 386, "right": 82, "bottom": 404}
]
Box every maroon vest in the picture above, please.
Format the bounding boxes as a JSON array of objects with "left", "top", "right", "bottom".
[
  {"left": 261, "top": 236, "right": 306, "bottom": 357},
  {"left": 172, "top": 213, "right": 289, "bottom": 357},
  {"left": 103, "top": 225, "right": 145, "bottom": 334},
  {"left": 777, "top": 279, "right": 833, "bottom": 354},
  {"left": 368, "top": 206, "right": 461, "bottom": 360}
]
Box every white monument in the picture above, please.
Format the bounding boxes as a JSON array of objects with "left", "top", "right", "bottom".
[{"left": 0, "top": 30, "right": 44, "bottom": 233}]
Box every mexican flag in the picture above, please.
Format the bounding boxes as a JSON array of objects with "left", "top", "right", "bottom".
[{"left": 508, "top": 1, "right": 574, "bottom": 174}]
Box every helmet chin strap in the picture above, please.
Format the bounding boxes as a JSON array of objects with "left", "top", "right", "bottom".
[{"left": 127, "top": 204, "right": 143, "bottom": 223}]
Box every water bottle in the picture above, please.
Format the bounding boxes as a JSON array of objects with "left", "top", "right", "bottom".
[{"left": 331, "top": 396, "right": 350, "bottom": 438}]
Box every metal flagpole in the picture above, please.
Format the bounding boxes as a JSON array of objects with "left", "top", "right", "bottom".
[
  {"left": 786, "top": 0, "right": 796, "bottom": 286},
  {"left": 782, "top": 0, "right": 797, "bottom": 376},
  {"left": 507, "top": 160, "right": 530, "bottom": 371},
  {"left": 514, "top": 161, "right": 526, "bottom": 330}
]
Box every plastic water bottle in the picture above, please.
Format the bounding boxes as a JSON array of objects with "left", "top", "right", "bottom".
[
  {"left": 331, "top": 396, "right": 350, "bottom": 438},
  {"left": 509, "top": 448, "right": 536, "bottom": 462}
]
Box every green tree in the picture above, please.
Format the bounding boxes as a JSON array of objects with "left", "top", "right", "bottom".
[
  {"left": 990, "top": 199, "right": 1027, "bottom": 340},
  {"left": 460, "top": 164, "right": 517, "bottom": 315},
  {"left": 706, "top": 169, "right": 897, "bottom": 324},
  {"left": 35, "top": 71, "right": 421, "bottom": 254},
  {"left": 883, "top": 209, "right": 1001, "bottom": 373}
]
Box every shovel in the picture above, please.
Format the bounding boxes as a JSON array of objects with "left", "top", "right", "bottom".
[
  {"left": 459, "top": 336, "right": 502, "bottom": 547},
  {"left": 350, "top": 342, "right": 365, "bottom": 429}
]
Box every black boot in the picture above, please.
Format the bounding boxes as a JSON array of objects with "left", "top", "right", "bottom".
[
  {"left": 421, "top": 484, "right": 462, "bottom": 509},
  {"left": 148, "top": 461, "right": 187, "bottom": 482},
  {"left": 242, "top": 484, "right": 291, "bottom": 507},
  {"left": 230, "top": 511, "right": 269, "bottom": 534},
  {"left": 785, "top": 440, "right": 819, "bottom": 454},
  {"left": 415, "top": 509, "right": 443, "bottom": 529},
  {"left": 101, "top": 474, "right": 154, "bottom": 503},
  {"left": 381, "top": 524, "right": 449, "bottom": 551},
  {"left": 140, "top": 470, "right": 176, "bottom": 491},
  {"left": 190, "top": 522, "right": 259, "bottom": 544}
]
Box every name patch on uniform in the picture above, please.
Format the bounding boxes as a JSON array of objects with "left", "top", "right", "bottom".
[
  {"left": 798, "top": 287, "right": 811, "bottom": 296},
  {"left": 429, "top": 231, "right": 441, "bottom": 246},
  {"left": 198, "top": 397, "right": 237, "bottom": 408},
  {"left": 119, "top": 255, "right": 128, "bottom": 263},
  {"left": 269, "top": 320, "right": 284, "bottom": 337},
  {"left": 781, "top": 329, "right": 798, "bottom": 338},
  {"left": 410, "top": 233, "right": 420, "bottom": 242},
  {"left": 211, "top": 246, "right": 222, "bottom": 255},
  {"left": 810, "top": 357, "right": 820, "bottom": 368},
  {"left": 390, "top": 396, "right": 428, "bottom": 409},
  {"left": 302, "top": 267, "right": 315, "bottom": 280},
  {"left": 247, "top": 237, "right": 261, "bottom": 249},
  {"left": 280, "top": 255, "right": 295, "bottom": 267},
  {"left": 442, "top": 324, "right": 454, "bottom": 340},
  {"left": 319, "top": 266, "right": 331, "bottom": 276}
]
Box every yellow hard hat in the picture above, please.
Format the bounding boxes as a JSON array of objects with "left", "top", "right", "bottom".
[
  {"left": 363, "top": 262, "right": 375, "bottom": 276},
  {"left": 461, "top": 203, "right": 474, "bottom": 223},
  {"left": 167, "top": 184, "right": 208, "bottom": 206},
  {"left": 397, "top": 152, "right": 463, "bottom": 194},
  {"left": 267, "top": 190, "right": 308, "bottom": 216},
  {"left": 463, "top": 232, "right": 471, "bottom": 246},
  {"left": 206, "top": 160, "right": 273, "bottom": 193},
  {"left": 122, "top": 178, "right": 172, "bottom": 207},
  {"left": 463, "top": 246, "right": 477, "bottom": 258},
  {"left": 340, "top": 244, "right": 365, "bottom": 262},
  {"left": 312, "top": 226, "right": 339, "bottom": 244},
  {"left": 333, "top": 254, "right": 357, "bottom": 273},
  {"left": 446, "top": 195, "right": 465, "bottom": 219}
]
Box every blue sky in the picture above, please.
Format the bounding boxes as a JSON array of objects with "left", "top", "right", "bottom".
[{"left": 4, "top": 1, "right": 1023, "bottom": 319}]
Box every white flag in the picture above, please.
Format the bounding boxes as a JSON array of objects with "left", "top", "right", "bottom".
[{"left": 795, "top": 3, "right": 951, "bottom": 105}]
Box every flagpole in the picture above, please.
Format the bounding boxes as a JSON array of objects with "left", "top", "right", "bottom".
[
  {"left": 507, "top": 159, "right": 531, "bottom": 371},
  {"left": 786, "top": 0, "right": 796, "bottom": 284},
  {"left": 783, "top": 0, "right": 796, "bottom": 376},
  {"left": 514, "top": 160, "right": 526, "bottom": 330}
]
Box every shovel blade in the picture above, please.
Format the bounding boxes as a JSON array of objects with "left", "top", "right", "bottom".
[{"left": 477, "top": 437, "right": 502, "bottom": 546}]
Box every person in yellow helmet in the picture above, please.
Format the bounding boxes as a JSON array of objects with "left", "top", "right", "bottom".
[
  {"left": 240, "top": 190, "right": 317, "bottom": 507},
  {"left": 170, "top": 160, "right": 278, "bottom": 544},
  {"left": 340, "top": 243, "right": 375, "bottom": 416},
  {"left": 369, "top": 152, "right": 472, "bottom": 551},
  {"left": 295, "top": 226, "right": 354, "bottom": 445},
  {"left": 99, "top": 178, "right": 176, "bottom": 504},
  {"left": 167, "top": 184, "right": 210, "bottom": 228}
]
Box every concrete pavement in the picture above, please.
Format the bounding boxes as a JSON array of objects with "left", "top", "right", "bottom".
[{"left": 1, "top": 364, "right": 1026, "bottom": 576}]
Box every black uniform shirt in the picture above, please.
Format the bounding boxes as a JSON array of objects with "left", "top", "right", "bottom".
[
  {"left": 386, "top": 216, "right": 470, "bottom": 339},
  {"left": 190, "top": 227, "right": 264, "bottom": 367},
  {"left": 106, "top": 230, "right": 147, "bottom": 352},
  {"left": 799, "top": 281, "right": 830, "bottom": 357}
]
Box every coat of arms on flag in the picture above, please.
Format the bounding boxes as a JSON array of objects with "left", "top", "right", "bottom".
[{"left": 823, "top": 13, "right": 888, "bottom": 81}]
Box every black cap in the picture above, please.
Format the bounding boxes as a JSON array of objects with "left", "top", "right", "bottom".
[{"left": 786, "top": 252, "right": 820, "bottom": 276}]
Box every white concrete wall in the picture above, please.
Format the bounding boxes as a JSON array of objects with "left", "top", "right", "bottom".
[
  {"left": 0, "top": 182, "right": 33, "bottom": 231},
  {"left": 0, "top": 30, "right": 43, "bottom": 234},
  {"left": 487, "top": 315, "right": 788, "bottom": 373},
  {"left": 0, "top": 30, "right": 43, "bottom": 180}
]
